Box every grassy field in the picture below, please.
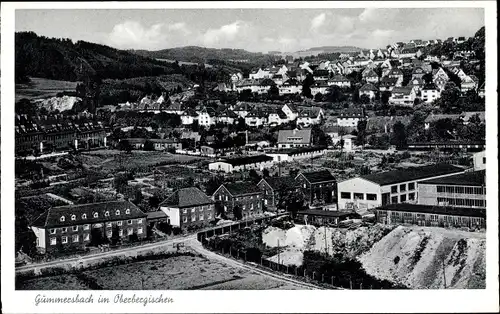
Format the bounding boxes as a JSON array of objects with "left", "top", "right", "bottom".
[
  {"left": 15, "top": 77, "right": 79, "bottom": 102},
  {"left": 78, "top": 150, "right": 208, "bottom": 173},
  {"left": 17, "top": 255, "right": 303, "bottom": 290}
]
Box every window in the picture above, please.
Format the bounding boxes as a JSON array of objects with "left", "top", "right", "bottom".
[
  {"left": 71, "top": 215, "right": 76, "bottom": 221},
  {"left": 84, "top": 224, "right": 90, "bottom": 230},
  {"left": 408, "top": 183, "right": 415, "bottom": 191},
  {"left": 105, "top": 211, "right": 110, "bottom": 217},
  {"left": 72, "top": 226, "right": 78, "bottom": 232},
  {"left": 340, "top": 192, "right": 351, "bottom": 199},
  {"left": 225, "top": 196, "right": 228, "bottom": 201},
  {"left": 391, "top": 186, "right": 398, "bottom": 193},
  {"left": 62, "top": 227, "right": 67, "bottom": 233},
  {"left": 400, "top": 194, "right": 407, "bottom": 202},
  {"left": 50, "top": 237, "right": 57, "bottom": 245},
  {"left": 138, "top": 219, "right": 143, "bottom": 224},
  {"left": 137, "top": 227, "right": 143, "bottom": 235},
  {"left": 391, "top": 196, "right": 398, "bottom": 203},
  {"left": 409, "top": 193, "right": 415, "bottom": 201},
  {"left": 250, "top": 203, "right": 254, "bottom": 209},
  {"left": 243, "top": 205, "right": 246, "bottom": 210},
  {"left": 84, "top": 234, "right": 90, "bottom": 241},
  {"left": 93, "top": 212, "right": 98, "bottom": 218},
  {"left": 126, "top": 209, "right": 130, "bottom": 214},
  {"left": 115, "top": 210, "right": 120, "bottom": 216},
  {"left": 117, "top": 221, "right": 122, "bottom": 226},
  {"left": 354, "top": 193, "right": 364, "bottom": 200},
  {"left": 399, "top": 184, "right": 406, "bottom": 192},
  {"left": 183, "top": 216, "right": 188, "bottom": 223},
  {"left": 367, "top": 194, "right": 377, "bottom": 201},
  {"left": 199, "top": 214, "right": 204, "bottom": 221},
  {"left": 106, "top": 222, "right": 112, "bottom": 228},
  {"left": 208, "top": 212, "right": 212, "bottom": 219},
  {"left": 50, "top": 228, "right": 56, "bottom": 234},
  {"left": 191, "top": 208, "right": 196, "bottom": 213},
  {"left": 107, "top": 230, "right": 112, "bottom": 238},
  {"left": 303, "top": 183, "right": 307, "bottom": 188},
  {"left": 127, "top": 228, "right": 133, "bottom": 236},
  {"left": 60, "top": 216, "right": 66, "bottom": 222},
  {"left": 72, "top": 234, "right": 79, "bottom": 243},
  {"left": 483, "top": 157, "right": 486, "bottom": 164},
  {"left": 82, "top": 214, "right": 87, "bottom": 219},
  {"left": 183, "top": 209, "right": 188, "bottom": 214},
  {"left": 437, "top": 186, "right": 445, "bottom": 193},
  {"left": 62, "top": 236, "right": 68, "bottom": 244},
  {"left": 128, "top": 220, "right": 133, "bottom": 225},
  {"left": 118, "top": 229, "right": 123, "bottom": 236}
]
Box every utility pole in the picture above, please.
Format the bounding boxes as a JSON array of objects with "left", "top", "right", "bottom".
[
  {"left": 442, "top": 259, "right": 447, "bottom": 289},
  {"left": 277, "top": 239, "right": 280, "bottom": 266}
]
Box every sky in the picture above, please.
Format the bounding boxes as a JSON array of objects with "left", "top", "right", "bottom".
[{"left": 15, "top": 8, "right": 484, "bottom": 53}]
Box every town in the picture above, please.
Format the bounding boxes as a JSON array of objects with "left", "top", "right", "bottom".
[{"left": 14, "top": 22, "right": 487, "bottom": 290}]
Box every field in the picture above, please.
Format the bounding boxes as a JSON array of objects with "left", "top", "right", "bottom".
[
  {"left": 77, "top": 150, "right": 208, "bottom": 173},
  {"left": 17, "top": 255, "right": 303, "bottom": 290},
  {"left": 15, "top": 77, "right": 79, "bottom": 102}
]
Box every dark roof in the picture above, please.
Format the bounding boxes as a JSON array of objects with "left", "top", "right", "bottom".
[
  {"left": 377, "top": 204, "right": 485, "bottom": 218},
  {"left": 297, "top": 170, "right": 336, "bottom": 184},
  {"left": 147, "top": 210, "right": 169, "bottom": 220},
  {"left": 296, "top": 209, "right": 360, "bottom": 218},
  {"left": 260, "top": 176, "right": 296, "bottom": 191},
  {"left": 223, "top": 182, "right": 261, "bottom": 196},
  {"left": 269, "top": 146, "right": 327, "bottom": 156},
  {"left": 359, "top": 83, "right": 378, "bottom": 92},
  {"left": 419, "top": 170, "right": 485, "bottom": 186},
  {"left": 160, "top": 187, "right": 214, "bottom": 208},
  {"left": 360, "top": 163, "right": 464, "bottom": 186},
  {"left": 31, "top": 201, "right": 145, "bottom": 228},
  {"left": 221, "top": 155, "right": 273, "bottom": 166}
]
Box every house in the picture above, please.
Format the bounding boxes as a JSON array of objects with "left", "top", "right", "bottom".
[
  {"left": 379, "top": 77, "right": 399, "bottom": 92},
  {"left": 257, "top": 78, "right": 275, "bottom": 94},
  {"left": 159, "top": 187, "right": 215, "bottom": 229},
  {"left": 279, "top": 78, "right": 302, "bottom": 95},
  {"left": 420, "top": 84, "right": 441, "bottom": 103},
  {"left": 386, "top": 68, "right": 404, "bottom": 86},
  {"left": 233, "top": 103, "right": 250, "bottom": 118},
  {"left": 30, "top": 201, "right": 147, "bottom": 254},
  {"left": 217, "top": 109, "right": 238, "bottom": 125},
  {"left": 257, "top": 176, "right": 297, "bottom": 210},
  {"left": 197, "top": 107, "right": 216, "bottom": 127},
  {"left": 150, "top": 138, "right": 182, "bottom": 151},
  {"left": 408, "top": 77, "right": 424, "bottom": 92},
  {"left": 374, "top": 204, "right": 485, "bottom": 229},
  {"left": 164, "top": 102, "right": 185, "bottom": 115},
  {"left": 295, "top": 170, "right": 336, "bottom": 205},
  {"left": 327, "top": 75, "right": 351, "bottom": 88},
  {"left": 277, "top": 128, "right": 312, "bottom": 148},
  {"left": 212, "top": 182, "right": 263, "bottom": 219},
  {"left": 245, "top": 111, "right": 267, "bottom": 127},
  {"left": 181, "top": 109, "right": 198, "bottom": 125},
  {"left": 310, "top": 82, "right": 329, "bottom": 96},
  {"left": 432, "top": 68, "right": 450, "bottom": 91},
  {"left": 460, "top": 75, "right": 479, "bottom": 92},
  {"left": 389, "top": 86, "right": 417, "bottom": 107},
  {"left": 266, "top": 146, "right": 327, "bottom": 163},
  {"left": 336, "top": 163, "right": 465, "bottom": 210},
  {"left": 337, "top": 108, "right": 366, "bottom": 128},
  {"left": 249, "top": 68, "right": 270, "bottom": 80},
  {"left": 472, "top": 150, "right": 486, "bottom": 171},
  {"left": 121, "top": 138, "right": 146, "bottom": 150},
  {"left": 313, "top": 69, "right": 330, "bottom": 81},
  {"left": 417, "top": 170, "right": 486, "bottom": 208},
  {"left": 295, "top": 210, "right": 361, "bottom": 226},
  {"left": 362, "top": 69, "right": 379, "bottom": 84},
  {"left": 411, "top": 67, "right": 426, "bottom": 80},
  {"left": 359, "top": 83, "right": 379, "bottom": 100},
  {"left": 282, "top": 104, "right": 299, "bottom": 121},
  {"left": 208, "top": 155, "right": 274, "bottom": 173},
  {"left": 296, "top": 108, "right": 324, "bottom": 127},
  {"left": 267, "top": 110, "right": 289, "bottom": 126}
]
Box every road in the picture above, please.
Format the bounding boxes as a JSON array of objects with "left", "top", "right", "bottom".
[
  {"left": 16, "top": 235, "right": 196, "bottom": 273},
  {"left": 186, "top": 238, "right": 326, "bottom": 290}
]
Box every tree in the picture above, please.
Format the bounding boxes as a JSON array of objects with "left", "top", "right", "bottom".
[
  {"left": 312, "top": 125, "right": 333, "bottom": 147},
  {"left": 90, "top": 228, "right": 108, "bottom": 246},
  {"left": 233, "top": 205, "right": 243, "bottom": 220},
  {"left": 110, "top": 225, "right": 121, "bottom": 246},
  {"left": 360, "top": 94, "right": 370, "bottom": 104},
  {"left": 314, "top": 92, "right": 324, "bottom": 102},
  {"left": 302, "top": 73, "right": 314, "bottom": 98},
  {"left": 134, "top": 188, "right": 143, "bottom": 205},
  {"left": 356, "top": 120, "right": 368, "bottom": 147},
  {"left": 143, "top": 140, "right": 155, "bottom": 151},
  {"left": 248, "top": 169, "right": 261, "bottom": 183},
  {"left": 263, "top": 169, "right": 270, "bottom": 178},
  {"left": 438, "top": 82, "right": 461, "bottom": 113},
  {"left": 268, "top": 85, "right": 279, "bottom": 98},
  {"left": 381, "top": 91, "right": 391, "bottom": 106},
  {"left": 118, "top": 140, "right": 132, "bottom": 153},
  {"left": 391, "top": 121, "right": 407, "bottom": 149}
]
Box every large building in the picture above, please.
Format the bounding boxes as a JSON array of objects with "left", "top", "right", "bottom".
[
  {"left": 472, "top": 150, "right": 486, "bottom": 171},
  {"left": 212, "top": 182, "right": 263, "bottom": 219},
  {"left": 159, "top": 187, "right": 215, "bottom": 229},
  {"left": 30, "top": 201, "right": 147, "bottom": 254},
  {"left": 417, "top": 170, "right": 486, "bottom": 208},
  {"left": 257, "top": 176, "right": 296, "bottom": 210},
  {"left": 277, "top": 129, "right": 312, "bottom": 148},
  {"left": 265, "top": 146, "right": 327, "bottom": 163},
  {"left": 374, "top": 203, "right": 485, "bottom": 229},
  {"left": 295, "top": 170, "right": 336, "bottom": 205},
  {"left": 15, "top": 114, "right": 107, "bottom": 155},
  {"left": 337, "top": 163, "right": 465, "bottom": 210},
  {"left": 208, "top": 155, "right": 274, "bottom": 173},
  {"left": 337, "top": 108, "right": 366, "bottom": 127}
]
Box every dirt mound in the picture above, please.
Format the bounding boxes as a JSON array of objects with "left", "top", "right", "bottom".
[
  {"left": 34, "top": 95, "right": 81, "bottom": 112},
  {"left": 358, "top": 226, "right": 486, "bottom": 289},
  {"left": 262, "top": 224, "right": 316, "bottom": 249}
]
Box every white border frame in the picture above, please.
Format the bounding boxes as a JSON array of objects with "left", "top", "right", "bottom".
[{"left": 1, "top": 2, "right": 498, "bottom": 313}]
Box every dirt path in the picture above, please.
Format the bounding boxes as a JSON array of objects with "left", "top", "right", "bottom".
[{"left": 185, "top": 238, "right": 326, "bottom": 290}]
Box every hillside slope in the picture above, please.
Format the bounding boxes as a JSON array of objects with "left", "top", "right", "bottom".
[{"left": 359, "top": 226, "right": 486, "bottom": 289}]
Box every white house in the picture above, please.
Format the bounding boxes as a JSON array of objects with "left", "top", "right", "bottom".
[
  {"left": 310, "top": 82, "right": 329, "bottom": 96},
  {"left": 337, "top": 164, "right": 465, "bottom": 210},
  {"left": 296, "top": 108, "right": 324, "bottom": 127},
  {"left": 279, "top": 79, "right": 302, "bottom": 95},
  {"left": 181, "top": 109, "right": 198, "bottom": 125},
  {"left": 359, "top": 83, "right": 379, "bottom": 100},
  {"left": 420, "top": 84, "right": 441, "bottom": 103},
  {"left": 268, "top": 111, "right": 288, "bottom": 126},
  {"left": 197, "top": 108, "right": 216, "bottom": 127},
  {"left": 389, "top": 86, "right": 418, "bottom": 106},
  {"left": 266, "top": 146, "right": 327, "bottom": 163},
  {"left": 208, "top": 155, "right": 274, "bottom": 173},
  {"left": 282, "top": 104, "right": 299, "bottom": 121},
  {"left": 337, "top": 108, "right": 366, "bottom": 128},
  {"left": 245, "top": 112, "right": 267, "bottom": 127},
  {"left": 327, "top": 75, "right": 351, "bottom": 88},
  {"left": 473, "top": 150, "right": 486, "bottom": 171}
]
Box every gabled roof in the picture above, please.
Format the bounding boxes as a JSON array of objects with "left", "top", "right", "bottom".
[
  {"left": 378, "top": 203, "right": 485, "bottom": 218},
  {"left": 219, "top": 155, "right": 273, "bottom": 166},
  {"left": 419, "top": 170, "right": 485, "bottom": 187},
  {"left": 363, "top": 69, "right": 378, "bottom": 78},
  {"left": 359, "top": 83, "right": 379, "bottom": 92},
  {"left": 160, "top": 187, "right": 214, "bottom": 208},
  {"left": 260, "top": 176, "right": 296, "bottom": 191},
  {"left": 379, "top": 77, "right": 399, "bottom": 86},
  {"left": 296, "top": 170, "right": 336, "bottom": 184},
  {"left": 391, "top": 86, "right": 414, "bottom": 95},
  {"left": 31, "top": 201, "right": 145, "bottom": 228},
  {"left": 278, "top": 129, "right": 312, "bottom": 144},
  {"left": 360, "top": 163, "right": 464, "bottom": 186},
  {"left": 223, "top": 182, "right": 261, "bottom": 196}
]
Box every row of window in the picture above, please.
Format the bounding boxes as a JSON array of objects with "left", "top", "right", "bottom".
[
  {"left": 59, "top": 209, "right": 133, "bottom": 222},
  {"left": 49, "top": 227, "right": 143, "bottom": 245},
  {"left": 436, "top": 185, "right": 485, "bottom": 195},
  {"left": 340, "top": 192, "right": 378, "bottom": 201},
  {"left": 181, "top": 205, "right": 213, "bottom": 215},
  {"left": 217, "top": 194, "right": 261, "bottom": 201},
  {"left": 390, "top": 193, "right": 416, "bottom": 203},
  {"left": 387, "top": 211, "right": 481, "bottom": 224},
  {"left": 183, "top": 212, "right": 213, "bottom": 223},
  {"left": 391, "top": 183, "right": 415, "bottom": 194},
  {"left": 437, "top": 197, "right": 486, "bottom": 207},
  {"left": 49, "top": 219, "right": 143, "bottom": 234}
]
